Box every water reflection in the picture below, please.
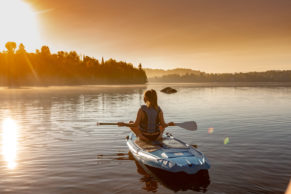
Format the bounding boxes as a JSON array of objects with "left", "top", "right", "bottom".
[
  {"left": 128, "top": 152, "right": 211, "bottom": 193},
  {"left": 1, "top": 118, "right": 19, "bottom": 169},
  {"left": 98, "top": 152, "right": 210, "bottom": 192}
]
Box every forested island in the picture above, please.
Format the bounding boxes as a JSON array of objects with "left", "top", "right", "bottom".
[
  {"left": 149, "top": 70, "right": 291, "bottom": 83},
  {"left": 0, "top": 42, "right": 147, "bottom": 86}
]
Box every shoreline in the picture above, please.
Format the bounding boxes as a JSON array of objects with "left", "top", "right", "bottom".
[
  {"left": 0, "top": 82, "right": 291, "bottom": 90},
  {"left": 148, "top": 82, "right": 291, "bottom": 87}
]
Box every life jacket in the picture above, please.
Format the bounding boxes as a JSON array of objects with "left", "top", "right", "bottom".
[{"left": 139, "top": 105, "right": 161, "bottom": 134}]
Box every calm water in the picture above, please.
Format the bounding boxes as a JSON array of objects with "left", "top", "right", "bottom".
[{"left": 0, "top": 84, "right": 290, "bottom": 193}]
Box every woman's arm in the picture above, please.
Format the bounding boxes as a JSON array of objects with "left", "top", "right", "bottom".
[
  {"left": 118, "top": 108, "right": 142, "bottom": 127},
  {"left": 128, "top": 108, "right": 142, "bottom": 127},
  {"left": 159, "top": 110, "right": 175, "bottom": 128}
]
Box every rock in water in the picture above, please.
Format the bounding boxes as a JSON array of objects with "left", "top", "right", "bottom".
[{"left": 160, "top": 87, "right": 177, "bottom": 94}]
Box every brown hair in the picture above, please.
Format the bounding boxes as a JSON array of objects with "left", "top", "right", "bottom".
[{"left": 144, "top": 89, "right": 158, "bottom": 111}]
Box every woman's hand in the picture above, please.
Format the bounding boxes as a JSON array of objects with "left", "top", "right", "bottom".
[
  {"left": 168, "top": 122, "right": 175, "bottom": 126},
  {"left": 117, "top": 122, "right": 126, "bottom": 127}
]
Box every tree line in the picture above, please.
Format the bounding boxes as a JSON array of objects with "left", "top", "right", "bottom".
[
  {"left": 0, "top": 42, "right": 147, "bottom": 87},
  {"left": 149, "top": 71, "right": 291, "bottom": 82}
]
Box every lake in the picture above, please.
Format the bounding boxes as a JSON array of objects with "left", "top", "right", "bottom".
[{"left": 0, "top": 84, "right": 290, "bottom": 193}]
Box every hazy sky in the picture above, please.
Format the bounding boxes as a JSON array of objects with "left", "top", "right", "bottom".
[{"left": 25, "top": 0, "right": 291, "bottom": 72}]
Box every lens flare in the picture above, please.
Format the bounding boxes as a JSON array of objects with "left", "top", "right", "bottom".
[
  {"left": 224, "top": 137, "right": 230, "bottom": 145},
  {"left": 208, "top": 128, "right": 214, "bottom": 134},
  {"left": 1, "top": 118, "right": 19, "bottom": 169}
]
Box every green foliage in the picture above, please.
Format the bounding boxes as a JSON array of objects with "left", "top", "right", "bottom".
[{"left": 0, "top": 42, "right": 147, "bottom": 86}]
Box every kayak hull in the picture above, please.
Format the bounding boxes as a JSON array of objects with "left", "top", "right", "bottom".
[
  {"left": 130, "top": 152, "right": 211, "bottom": 192},
  {"left": 126, "top": 132, "right": 210, "bottom": 175}
]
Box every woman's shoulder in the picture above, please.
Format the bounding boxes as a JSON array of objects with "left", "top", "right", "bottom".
[{"left": 140, "top": 105, "right": 147, "bottom": 110}]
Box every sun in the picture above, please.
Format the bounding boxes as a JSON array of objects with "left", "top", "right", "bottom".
[{"left": 0, "top": 0, "right": 41, "bottom": 51}]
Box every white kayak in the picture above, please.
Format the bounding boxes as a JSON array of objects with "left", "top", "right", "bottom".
[{"left": 126, "top": 132, "right": 210, "bottom": 175}]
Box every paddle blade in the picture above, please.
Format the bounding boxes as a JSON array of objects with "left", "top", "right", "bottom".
[{"left": 175, "top": 121, "right": 197, "bottom": 131}]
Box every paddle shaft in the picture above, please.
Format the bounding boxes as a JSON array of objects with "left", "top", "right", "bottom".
[
  {"left": 97, "top": 121, "right": 197, "bottom": 131},
  {"left": 97, "top": 122, "right": 185, "bottom": 126},
  {"left": 97, "top": 122, "right": 171, "bottom": 126},
  {"left": 97, "top": 123, "right": 118, "bottom": 125}
]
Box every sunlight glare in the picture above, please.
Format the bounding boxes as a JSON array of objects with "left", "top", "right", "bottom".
[
  {"left": 1, "top": 118, "right": 19, "bottom": 169},
  {"left": 0, "top": 0, "right": 41, "bottom": 51}
]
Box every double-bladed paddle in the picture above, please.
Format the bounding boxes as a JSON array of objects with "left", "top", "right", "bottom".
[{"left": 96, "top": 121, "right": 197, "bottom": 131}]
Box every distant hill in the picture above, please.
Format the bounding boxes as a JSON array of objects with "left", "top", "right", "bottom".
[
  {"left": 149, "top": 70, "right": 291, "bottom": 83},
  {"left": 144, "top": 68, "right": 200, "bottom": 78}
]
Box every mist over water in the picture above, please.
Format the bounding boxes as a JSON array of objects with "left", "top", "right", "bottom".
[{"left": 0, "top": 84, "right": 290, "bottom": 193}]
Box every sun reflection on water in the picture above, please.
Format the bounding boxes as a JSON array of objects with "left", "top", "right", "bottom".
[{"left": 1, "top": 118, "right": 19, "bottom": 169}]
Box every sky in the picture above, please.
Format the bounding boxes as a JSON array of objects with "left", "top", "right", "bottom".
[{"left": 3, "top": 0, "right": 291, "bottom": 72}]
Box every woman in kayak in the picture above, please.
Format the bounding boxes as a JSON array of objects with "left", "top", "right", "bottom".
[{"left": 118, "top": 89, "right": 174, "bottom": 141}]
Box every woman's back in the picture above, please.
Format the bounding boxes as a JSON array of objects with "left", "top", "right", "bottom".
[{"left": 139, "top": 105, "right": 161, "bottom": 133}]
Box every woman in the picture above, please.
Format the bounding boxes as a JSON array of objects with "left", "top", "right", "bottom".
[{"left": 118, "top": 89, "right": 174, "bottom": 141}]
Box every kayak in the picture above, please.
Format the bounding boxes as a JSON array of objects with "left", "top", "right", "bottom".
[{"left": 126, "top": 132, "right": 210, "bottom": 175}]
